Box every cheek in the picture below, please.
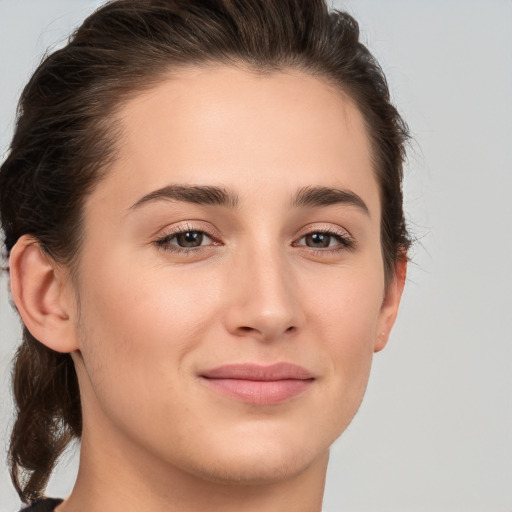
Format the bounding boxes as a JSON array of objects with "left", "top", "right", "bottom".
[
  {"left": 74, "top": 257, "right": 220, "bottom": 420},
  {"left": 82, "top": 249, "right": 219, "bottom": 341},
  {"left": 313, "top": 264, "right": 384, "bottom": 408}
]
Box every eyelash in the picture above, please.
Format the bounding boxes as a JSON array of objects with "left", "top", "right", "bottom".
[{"left": 154, "top": 223, "right": 355, "bottom": 256}]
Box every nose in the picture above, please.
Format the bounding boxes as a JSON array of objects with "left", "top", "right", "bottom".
[{"left": 223, "top": 247, "right": 304, "bottom": 343}]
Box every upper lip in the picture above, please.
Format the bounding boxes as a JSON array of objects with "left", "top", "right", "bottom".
[{"left": 200, "top": 362, "right": 314, "bottom": 381}]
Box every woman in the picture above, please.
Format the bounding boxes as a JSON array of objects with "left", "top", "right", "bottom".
[{"left": 0, "top": 0, "right": 410, "bottom": 510}]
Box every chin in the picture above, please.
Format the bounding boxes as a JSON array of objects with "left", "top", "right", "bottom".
[
  {"left": 189, "top": 449, "right": 322, "bottom": 486},
  {"left": 176, "top": 425, "right": 331, "bottom": 486}
]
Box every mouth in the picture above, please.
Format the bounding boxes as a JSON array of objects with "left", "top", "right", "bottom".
[{"left": 199, "top": 362, "right": 315, "bottom": 405}]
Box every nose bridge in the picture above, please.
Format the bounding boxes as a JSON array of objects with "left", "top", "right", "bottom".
[{"left": 224, "top": 237, "right": 302, "bottom": 341}]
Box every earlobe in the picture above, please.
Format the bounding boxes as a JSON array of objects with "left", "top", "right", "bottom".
[
  {"left": 374, "top": 256, "right": 407, "bottom": 353},
  {"left": 9, "top": 234, "right": 79, "bottom": 353}
]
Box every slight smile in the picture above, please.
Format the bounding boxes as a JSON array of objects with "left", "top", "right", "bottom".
[{"left": 200, "top": 363, "right": 316, "bottom": 405}]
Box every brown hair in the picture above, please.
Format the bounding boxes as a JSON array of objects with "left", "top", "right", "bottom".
[{"left": 0, "top": 0, "right": 410, "bottom": 503}]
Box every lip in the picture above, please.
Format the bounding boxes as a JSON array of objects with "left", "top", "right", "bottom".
[{"left": 200, "top": 363, "right": 315, "bottom": 405}]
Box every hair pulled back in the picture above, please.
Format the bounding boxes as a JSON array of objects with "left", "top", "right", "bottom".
[{"left": 0, "top": 0, "right": 410, "bottom": 503}]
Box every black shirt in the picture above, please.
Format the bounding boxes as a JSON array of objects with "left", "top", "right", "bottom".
[{"left": 20, "top": 498, "right": 63, "bottom": 512}]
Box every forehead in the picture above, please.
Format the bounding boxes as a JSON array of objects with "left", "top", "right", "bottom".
[{"left": 88, "top": 65, "right": 378, "bottom": 217}]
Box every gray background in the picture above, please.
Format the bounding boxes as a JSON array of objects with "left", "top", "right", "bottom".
[{"left": 1, "top": 1, "right": 511, "bottom": 510}]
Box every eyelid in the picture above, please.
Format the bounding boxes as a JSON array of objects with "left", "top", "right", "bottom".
[
  {"left": 293, "top": 224, "right": 355, "bottom": 251},
  {"left": 157, "top": 221, "right": 222, "bottom": 241},
  {"left": 154, "top": 221, "right": 355, "bottom": 254},
  {"left": 295, "top": 222, "right": 352, "bottom": 240}
]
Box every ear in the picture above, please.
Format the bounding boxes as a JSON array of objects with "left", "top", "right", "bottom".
[
  {"left": 9, "top": 234, "right": 79, "bottom": 353},
  {"left": 374, "top": 255, "right": 407, "bottom": 353}
]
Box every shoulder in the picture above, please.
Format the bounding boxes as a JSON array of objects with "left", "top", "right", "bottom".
[{"left": 19, "top": 498, "right": 64, "bottom": 512}]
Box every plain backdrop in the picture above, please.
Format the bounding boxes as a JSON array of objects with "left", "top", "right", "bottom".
[{"left": 1, "top": 1, "right": 511, "bottom": 511}]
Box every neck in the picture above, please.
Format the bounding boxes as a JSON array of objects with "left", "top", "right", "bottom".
[{"left": 56, "top": 413, "right": 329, "bottom": 512}]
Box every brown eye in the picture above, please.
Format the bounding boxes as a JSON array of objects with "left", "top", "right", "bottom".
[
  {"left": 298, "top": 231, "right": 350, "bottom": 249},
  {"left": 294, "top": 228, "right": 356, "bottom": 253},
  {"left": 304, "top": 233, "right": 332, "bottom": 248},
  {"left": 155, "top": 228, "right": 215, "bottom": 253},
  {"left": 175, "top": 231, "right": 205, "bottom": 248}
]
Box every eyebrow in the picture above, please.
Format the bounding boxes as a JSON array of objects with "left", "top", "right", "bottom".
[{"left": 129, "top": 184, "right": 370, "bottom": 216}]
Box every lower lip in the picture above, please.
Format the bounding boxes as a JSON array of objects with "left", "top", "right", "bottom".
[{"left": 201, "top": 378, "right": 314, "bottom": 405}]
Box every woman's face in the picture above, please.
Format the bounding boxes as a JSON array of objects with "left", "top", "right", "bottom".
[{"left": 69, "top": 65, "right": 404, "bottom": 484}]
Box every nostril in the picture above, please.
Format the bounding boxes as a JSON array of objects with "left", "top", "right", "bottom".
[{"left": 237, "top": 325, "right": 295, "bottom": 336}]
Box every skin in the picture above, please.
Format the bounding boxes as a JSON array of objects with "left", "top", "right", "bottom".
[{"left": 10, "top": 65, "right": 406, "bottom": 512}]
